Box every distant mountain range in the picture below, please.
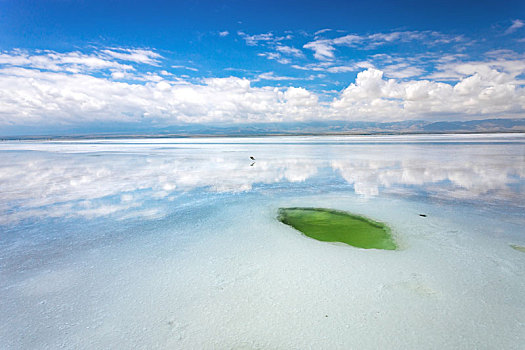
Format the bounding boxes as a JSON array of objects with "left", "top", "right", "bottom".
[
  {"left": 161, "top": 118, "right": 525, "bottom": 136},
  {"left": 2, "top": 118, "right": 525, "bottom": 139}
]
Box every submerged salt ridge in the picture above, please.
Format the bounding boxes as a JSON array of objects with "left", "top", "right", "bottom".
[{"left": 0, "top": 135, "right": 524, "bottom": 349}]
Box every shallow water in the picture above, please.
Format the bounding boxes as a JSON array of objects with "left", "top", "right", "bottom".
[{"left": 1, "top": 134, "right": 524, "bottom": 349}]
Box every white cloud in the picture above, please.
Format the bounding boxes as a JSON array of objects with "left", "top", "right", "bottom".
[
  {"left": 314, "top": 28, "right": 332, "bottom": 35},
  {"left": 0, "top": 50, "right": 134, "bottom": 72},
  {"left": 428, "top": 58, "right": 525, "bottom": 82},
  {"left": 428, "top": 31, "right": 465, "bottom": 44},
  {"left": 382, "top": 64, "right": 424, "bottom": 78},
  {"left": 332, "top": 34, "right": 363, "bottom": 46},
  {"left": 290, "top": 61, "right": 333, "bottom": 71},
  {"left": 237, "top": 31, "right": 294, "bottom": 50},
  {"left": 219, "top": 31, "right": 230, "bottom": 37},
  {"left": 257, "top": 52, "right": 291, "bottom": 64},
  {"left": 326, "top": 61, "right": 375, "bottom": 73},
  {"left": 172, "top": 65, "right": 199, "bottom": 72},
  {"left": 303, "top": 34, "right": 364, "bottom": 60},
  {"left": 303, "top": 31, "right": 466, "bottom": 60},
  {"left": 0, "top": 65, "right": 323, "bottom": 126},
  {"left": 505, "top": 19, "right": 524, "bottom": 35},
  {"left": 290, "top": 60, "right": 374, "bottom": 73},
  {"left": 302, "top": 34, "right": 376, "bottom": 60},
  {"left": 325, "top": 66, "right": 355, "bottom": 73},
  {"left": 101, "top": 48, "right": 162, "bottom": 65},
  {"left": 303, "top": 39, "right": 337, "bottom": 60},
  {"left": 238, "top": 31, "right": 276, "bottom": 46},
  {"left": 331, "top": 67, "right": 525, "bottom": 121},
  {"left": 484, "top": 49, "right": 519, "bottom": 59},
  {"left": 0, "top": 49, "right": 523, "bottom": 129},
  {"left": 257, "top": 72, "right": 300, "bottom": 81},
  {"left": 284, "top": 87, "right": 318, "bottom": 107},
  {"left": 275, "top": 45, "right": 304, "bottom": 57},
  {"left": 111, "top": 71, "right": 128, "bottom": 80}
]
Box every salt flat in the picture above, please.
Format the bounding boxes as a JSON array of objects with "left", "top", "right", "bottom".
[{"left": 1, "top": 134, "right": 524, "bottom": 349}]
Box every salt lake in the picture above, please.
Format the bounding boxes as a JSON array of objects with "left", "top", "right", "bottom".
[{"left": 1, "top": 134, "right": 524, "bottom": 349}]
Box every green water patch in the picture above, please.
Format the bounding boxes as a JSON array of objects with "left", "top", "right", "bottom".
[
  {"left": 277, "top": 207, "right": 397, "bottom": 250},
  {"left": 510, "top": 245, "right": 525, "bottom": 253}
]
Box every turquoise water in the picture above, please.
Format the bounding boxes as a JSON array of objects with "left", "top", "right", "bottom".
[{"left": 0, "top": 134, "right": 524, "bottom": 349}]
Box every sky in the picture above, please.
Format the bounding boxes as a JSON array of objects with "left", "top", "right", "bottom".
[{"left": 0, "top": 0, "right": 524, "bottom": 135}]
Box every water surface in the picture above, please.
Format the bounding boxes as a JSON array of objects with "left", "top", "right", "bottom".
[{"left": 1, "top": 134, "right": 524, "bottom": 349}]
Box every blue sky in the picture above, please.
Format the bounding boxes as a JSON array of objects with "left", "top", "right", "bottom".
[{"left": 0, "top": 0, "right": 524, "bottom": 135}]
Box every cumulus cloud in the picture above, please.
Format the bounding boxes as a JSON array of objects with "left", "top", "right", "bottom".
[
  {"left": 0, "top": 49, "right": 524, "bottom": 129},
  {"left": 331, "top": 67, "right": 525, "bottom": 121},
  {"left": 0, "top": 65, "right": 322, "bottom": 126},
  {"left": 427, "top": 57, "right": 525, "bottom": 81},
  {"left": 219, "top": 31, "right": 230, "bottom": 37}
]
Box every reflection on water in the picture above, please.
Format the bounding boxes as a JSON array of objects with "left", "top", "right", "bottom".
[
  {"left": 0, "top": 134, "right": 524, "bottom": 224},
  {"left": 1, "top": 135, "right": 525, "bottom": 349}
]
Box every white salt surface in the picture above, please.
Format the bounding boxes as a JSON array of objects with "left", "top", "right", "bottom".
[{"left": 0, "top": 135, "right": 524, "bottom": 349}]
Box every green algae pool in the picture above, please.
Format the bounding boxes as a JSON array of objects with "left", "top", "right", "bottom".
[
  {"left": 278, "top": 207, "right": 397, "bottom": 250},
  {"left": 510, "top": 245, "right": 525, "bottom": 253}
]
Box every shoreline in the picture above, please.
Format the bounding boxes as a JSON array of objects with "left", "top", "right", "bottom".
[{"left": 2, "top": 130, "right": 525, "bottom": 141}]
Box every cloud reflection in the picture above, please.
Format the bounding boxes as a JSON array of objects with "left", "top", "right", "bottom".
[{"left": 0, "top": 139, "right": 523, "bottom": 224}]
